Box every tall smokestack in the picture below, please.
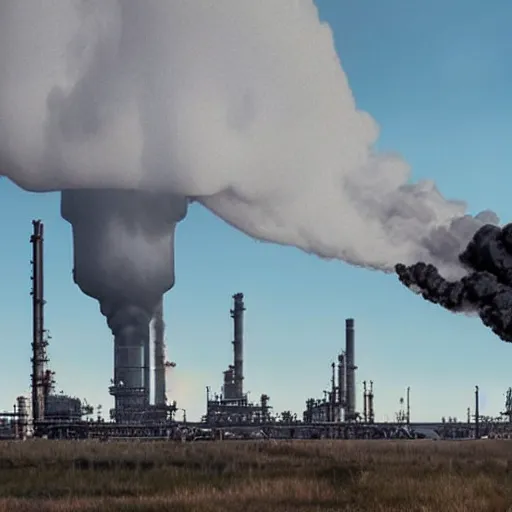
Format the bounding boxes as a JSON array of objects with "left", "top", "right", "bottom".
[
  {"left": 231, "top": 293, "right": 245, "bottom": 399},
  {"left": 108, "top": 307, "right": 150, "bottom": 421},
  {"left": 30, "top": 220, "right": 47, "bottom": 423},
  {"left": 153, "top": 298, "right": 166, "bottom": 406},
  {"left": 345, "top": 318, "right": 357, "bottom": 420},
  {"left": 61, "top": 190, "right": 187, "bottom": 422}
]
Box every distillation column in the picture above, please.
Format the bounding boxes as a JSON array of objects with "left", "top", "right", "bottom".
[
  {"left": 337, "top": 352, "right": 346, "bottom": 419},
  {"left": 231, "top": 293, "right": 245, "bottom": 399},
  {"left": 345, "top": 318, "right": 357, "bottom": 420},
  {"left": 30, "top": 220, "right": 48, "bottom": 423}
]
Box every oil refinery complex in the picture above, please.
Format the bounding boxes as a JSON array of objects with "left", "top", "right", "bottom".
[{"left": 2, "top": 220, "right": 512, "bottom": 442}]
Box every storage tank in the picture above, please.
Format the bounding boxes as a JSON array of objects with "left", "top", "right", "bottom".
[{"left": 16, "top": 396, "right": 29, "bottom": 439}]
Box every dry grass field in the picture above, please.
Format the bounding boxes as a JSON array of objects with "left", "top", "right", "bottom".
[{"left": 0, "top": 439, "right": 510, "bottom": 511}]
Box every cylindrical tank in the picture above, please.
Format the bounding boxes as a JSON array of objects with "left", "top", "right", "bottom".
[
  {"left": 223, "top": 366, "right": 235, "bottom": 399},
  {"left": 16, "top": 396, "right": 29, "bottom": 440}
]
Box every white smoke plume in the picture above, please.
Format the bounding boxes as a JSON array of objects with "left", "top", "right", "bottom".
[{"left": 0, "top": 0, "right": 497, "bottom": 282}]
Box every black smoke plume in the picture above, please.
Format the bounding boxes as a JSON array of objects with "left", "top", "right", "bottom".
[{"left": 396, "top": 223, "right": 512, "bottom": 341}]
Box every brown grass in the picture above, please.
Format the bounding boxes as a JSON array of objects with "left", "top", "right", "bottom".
[{"left": 0, "top": 439, "right": 510, "bottom": 511}]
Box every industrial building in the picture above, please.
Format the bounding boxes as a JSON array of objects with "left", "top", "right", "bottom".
[{"left": 2, "top": 218, "right": 512, "bottom": 441}]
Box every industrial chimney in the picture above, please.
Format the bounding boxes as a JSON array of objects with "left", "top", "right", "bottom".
[
  {"left": 345, "top": 318, "right": 357, "bottom": 420},
  {"left": 61, "top": 190, "right": 187, "bottom": 423},
  {"left": 231, "top": 293, "right": 245, "bottom": 399},
  {"left": 30, "top": 220, "right": 48, "bottom": 423},
  {"left": 152, "top": 298, "right": 166, "bottom": 406}
]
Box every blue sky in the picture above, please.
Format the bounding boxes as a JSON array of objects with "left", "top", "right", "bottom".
[{"left": 0, "top": 0, "right": 511, "bottom": 422}]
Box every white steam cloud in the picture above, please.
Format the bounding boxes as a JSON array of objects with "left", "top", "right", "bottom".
[{"left": 0, "top": 0, "right": 497, "bottom": 281}]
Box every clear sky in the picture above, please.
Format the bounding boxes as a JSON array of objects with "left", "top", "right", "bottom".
[{"left": 0, "top": 0, "right": 511, "bottom": 422}]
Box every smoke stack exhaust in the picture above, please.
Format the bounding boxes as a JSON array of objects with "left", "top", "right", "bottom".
[
  {"left": 61, "top": 190, "right": 187, "bottom": 422},
  {"left": 0, "top": 3, "right": 502, "bottom": 351},
  {"left": 345, "top": 318, "right": 357, "bottom": 420},
  {"left": 152, "top": 298, "right": 166, "bottom": 406},
  {"left": 30, "top": 220, "right": 48, "bottom": 423},
  {"left": 231, "top": 293, "right": 245, "bottom": 399}
]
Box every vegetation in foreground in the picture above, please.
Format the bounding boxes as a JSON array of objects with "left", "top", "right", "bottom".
[{"left": 0, "top": 439, "right": 510, "bottom": 511}]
